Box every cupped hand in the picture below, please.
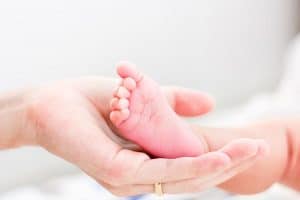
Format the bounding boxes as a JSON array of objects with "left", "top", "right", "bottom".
[{"left": 23, "top": 76, "right": 268, "bottom": 196}]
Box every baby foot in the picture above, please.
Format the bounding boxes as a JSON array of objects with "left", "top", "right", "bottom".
[{"left": 110, "top": 62, "right": 204, "bottom": 158}]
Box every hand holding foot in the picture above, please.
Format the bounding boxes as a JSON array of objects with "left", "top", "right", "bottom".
[
  {"left": 110, "top": 62, "right": 208, "bottom": 158},
  {"left": 0, "top": 72, "right": 271, "bottom": 197}
]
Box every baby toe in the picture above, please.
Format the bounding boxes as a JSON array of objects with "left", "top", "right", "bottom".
[
  {"left": 115, "top": 86, "right": 130, "bottom": 98},
  {"left": 110, "top": 97, "right": 120, "bottom": 110},
  {"left": 123, "top": 77, "right": 136, "bottom": 91},
  {"left": 110, "top": 111, "right": 124, "bottom": 126},
  {"left": 116, "top": 61, "right": 143, "bottom": 82}
]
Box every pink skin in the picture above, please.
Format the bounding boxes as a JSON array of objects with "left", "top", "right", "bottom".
[{"left": 110, "top": 62, "right": 206, "bottom": 158}]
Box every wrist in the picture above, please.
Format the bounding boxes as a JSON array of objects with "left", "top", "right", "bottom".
[{"left": 0, "top": 88, "right": 37, "bottom": 149}]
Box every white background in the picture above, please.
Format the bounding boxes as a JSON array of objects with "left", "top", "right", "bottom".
[{"left": 0, "top": 0, "right": 299, "bottom": 192}]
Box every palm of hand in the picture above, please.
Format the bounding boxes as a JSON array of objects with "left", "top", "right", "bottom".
[
  {"left": 27, "top": 78, "right": 135, "bottom": 177},
  {"left": 24, "top": 77, "right": 266, "bottom": 196}
]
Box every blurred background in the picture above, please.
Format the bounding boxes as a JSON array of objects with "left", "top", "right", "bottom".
[{"left": 0, "top": 0, "right": 300, "bottom": 198}]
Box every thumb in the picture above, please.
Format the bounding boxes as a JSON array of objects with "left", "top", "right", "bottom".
[{"left": 163, "top": 86, "right": 215, "bottom": 117}]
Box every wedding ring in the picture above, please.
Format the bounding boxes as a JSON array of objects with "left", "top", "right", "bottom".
[{"left": 154, "top": 182, "right": 164, "bottom": 196}]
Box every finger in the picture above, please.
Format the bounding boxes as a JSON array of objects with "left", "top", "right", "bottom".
[
  {"left": 133, "top": 152, "right": 231, "bottom": 184},
  {"left": 104, "top": 146, "right": 266, "bottom": 197},
  {"left": 163, "top": 86, "right": 215, "bottom": 117},
  {"left": 105, "top": 148, "right": 230, "bottom": 186},
  {"left": 128, "top": 139, "right": 262, "bottom": 185},
  {"left": 217, "top": 138, "right": 262, "bottom": 162},
  {"left": 163, "top": 151, "right": 264, "bottom": 194},
  {"left": 162, "top": 140, "right": 269, "bottom": 194}
]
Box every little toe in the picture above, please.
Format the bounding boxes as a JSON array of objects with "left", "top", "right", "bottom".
[
  {"left": 115, "top": 86, "right": 131, "bottom": 98},
  {"left": 110, "top": 111, "right": 123, "bottom": 126},
  {"left": 123, "top": 77, "right": 136, "bottom": 91},
  {"left": 110, "top": 97, "right": 120, "bottom": 110},
  {"left": 116, "top": 61, "right": 143, "bottom": 82},
  {"left": 110, "top": 109, "right": 130, "bottom": 126}
]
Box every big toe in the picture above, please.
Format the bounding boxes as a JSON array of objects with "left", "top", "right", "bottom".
[{"left": 116, "top": 61, "right": 143, "bottom": 82}]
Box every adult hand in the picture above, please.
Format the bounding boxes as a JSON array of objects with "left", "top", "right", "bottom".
[{"left": 17, "top": 76, "right": 267, "bottom": 196}]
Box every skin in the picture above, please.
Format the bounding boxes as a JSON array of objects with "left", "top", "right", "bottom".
[
  {"left": 0, "top": 75, "right": 268, "bottom": 197},
  {"left": 110, "top": 63, "right": 204, "bottom": 158},
  {"left": 194, "top": 120, "right": 300, "bottom": 194},
  {"left": 107, "top": 62, "right": 300, "bottom": 195}
]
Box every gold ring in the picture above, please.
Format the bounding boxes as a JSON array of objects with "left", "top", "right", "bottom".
[{"left": 154, "top": 182, "right": 164, "bottom": 196}]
